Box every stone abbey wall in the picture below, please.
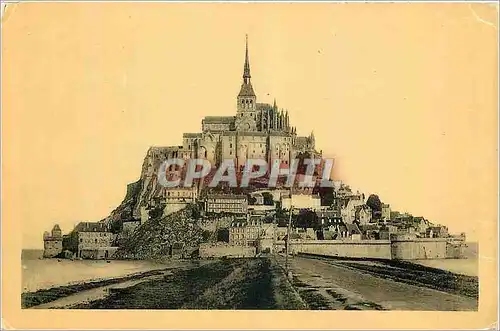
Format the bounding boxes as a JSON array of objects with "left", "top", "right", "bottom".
[
  {"left": 276, "top": 238, "right": 464, "bottom": 260},
  {"left": 199, "top": 243, "right": 256, "bottom": 258},
  {"left": 279, "top": 240, "right": 392, "bottom": 259},
  {"left": 390, "top": 238, "right": 448, "bottom": 260}
]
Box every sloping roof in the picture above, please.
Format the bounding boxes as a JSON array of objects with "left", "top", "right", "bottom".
[
  {"left": 355, "top": 205, "right": 371, "bottom": 216},
  {"left": 207, "top": 194, "right": 247, "bottom": 200},
  {"left": 337, "top": 225, "right": 348, "bottom": 233},
  {"left": 203, "top": 116, "right": 235, "bottom": 124},
  {"left": 238, "top": 83, "right": 255, "bottom": 97},
  {"left": 295, "top": 137, "right": 309, "bottom": 146},
  {"left": 360, "top": 224, "right": 379, "bottom": 232},
  {"left": 183, "top": 133, "right": 202, "bottom": 138},
  {"left": 346, "top": 223, "right": 362, "bottom": 234},
  {"left": 256, "top": 103, "right": 272, "bottom": 111},
  {"left": 315, "top": 210, "right": 337, "bottom": 218},
  {"left": 74, "top": 222, "right": 109, "bottom": 233}
]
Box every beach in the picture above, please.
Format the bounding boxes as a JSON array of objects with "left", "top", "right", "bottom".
[
  {"left": 22, "top": 249, "right": 478, "bottom": 310},
  {"left": 22, "top": 250, "right": 181, "bottom": 293},
  {"left": 413, "top": 258, "right": 478, "bottom": 277}
]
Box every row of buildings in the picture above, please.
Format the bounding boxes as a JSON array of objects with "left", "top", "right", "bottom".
[
  {"left": 43, "top": 222, "right": 117, "bottom": 259},
  {"left": 43, "top": 36, "right": 455, "bottom": 259},
  {"left": 43, "top": 181, "right": 452, "bottom": 259}
]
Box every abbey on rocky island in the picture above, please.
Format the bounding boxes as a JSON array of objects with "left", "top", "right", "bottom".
[{"left": 148, "top": 36, "right": 320, "bottom": 171}]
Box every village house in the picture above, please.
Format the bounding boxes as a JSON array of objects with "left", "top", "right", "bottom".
[
  {"left": 205, "top": 194, "right": 248, "bottom": 214},
  {"left": 379, "top": 224, "right": 399, "bottom": 240},
  {"left": 323, "top": 222, "right": 362, "bottom": 240},
  {"left": 315, "top": 210, "right": 342, "bottom": 226},
  {"left": 427, "top": 225, "right": 449, "bottom": 238},
  {"left": 65, "top": 222, "right": 118, "bottom": 259},
  {"left": 412, "top": 216, "right": 430, "bottom": 234},
  {"left": 359, "top": 224, "right": 380, "bottom": 240},
  {"left": 381, "top": 203, "right": 391, "bottom": 221},
  {"left": 162, "top": 186, "right": 198, "bottom": 215},
  {"left": 354, "top": 204, "right": 372, "bottom": 225},
  {"left": 341, "top": 197, "right": 364, "bottom": 224},
  {"left": 281, "top": 193, "right": 321, "bottom": 211},
  {"left": 229, "top": 219, "right": 276, "bottom": 252}
]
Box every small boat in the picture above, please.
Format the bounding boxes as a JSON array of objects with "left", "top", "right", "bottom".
[
  {"left": 106, "top": 260, "right": 111, "bottom": 263},
  {"left": 57, "top": 259, "right": 62, "bottom": 262}
]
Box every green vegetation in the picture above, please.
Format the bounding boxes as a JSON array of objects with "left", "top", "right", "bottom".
[
  {"left": 21, "top": 269, "right": 167, "bottom": 309},
  {"left": 341, "top": 260, "right": 478, "bottom": 298},
  {"left": 366, "top": 194, "right": 382, "bottom": 219},
  {"left": 74, "top": 258, "right": 306, "bottom": 310},
  {"left": 114, "top": 204, "right": 204, "bottom": 259}
]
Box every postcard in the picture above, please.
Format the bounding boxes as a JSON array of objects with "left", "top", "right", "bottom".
[{"left": 2, "top": 2, "right": 498, "bottom": 329}]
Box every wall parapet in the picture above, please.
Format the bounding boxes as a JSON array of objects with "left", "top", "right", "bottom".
[{"left": 274, "top": 237, "right": 465, "bottom": 260}]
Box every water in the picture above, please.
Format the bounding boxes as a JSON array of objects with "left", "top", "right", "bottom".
[
  {"left": 21, "top": 250, "right": 171, "bottom": 293},
  {"left": 22, "top": 242, "right": 479, "bottom": 292},
  {"left": 413, "top": 242, "right": 479, "bottom": 277},
  {"left": 413, "top": 259, "right": 478, "bottom": 277}
]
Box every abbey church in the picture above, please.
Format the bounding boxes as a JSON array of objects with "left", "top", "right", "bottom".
[{"left": 150, "top": 36, "right": 320, "bottom": 171}]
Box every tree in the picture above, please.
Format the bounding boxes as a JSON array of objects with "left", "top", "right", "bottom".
[
  {"left": 366, "top": 194, "right": 382, "bottom": 219},
  {"left": 317, "top": 186, "right": 335, "bottom": 206},
  {"left": 295, "top": 209, "right": 320, "bottom": 230},
  {"left": 148, "top": 204, "right": 165, "bottom": 221},
  {"left": 217, "top": 229, "right": 229, "bottom": 242},
  {"left": 201, "top": 230, "right": 212, "bottom": 242},
  {"left": 248, "top": 195, "right": 257, "bottom": 205},
  {"left": 190, "top": 203, "right": 202, "bottom": 219},
  {"left": 262, "top": 192, "right": 274, "bottom": 206},
  {"left": 110, "top": 220, "right": 123, "bottom": 234}
]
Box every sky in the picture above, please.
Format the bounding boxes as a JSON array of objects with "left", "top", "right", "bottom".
[{"left": 1, "top": 2, "right": 497, "bottom": 249}]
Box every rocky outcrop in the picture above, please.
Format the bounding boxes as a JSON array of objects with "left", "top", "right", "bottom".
[
  {"left": 114, "top": 204, "right": 204, "bottom": 259},
  {"left": 104, "top": 147, "right": 173, "bottom": 228}
]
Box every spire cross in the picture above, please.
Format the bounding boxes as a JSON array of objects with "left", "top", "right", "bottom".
[{"left": 243, "top": 34, "right": 251, "bottom": 83}]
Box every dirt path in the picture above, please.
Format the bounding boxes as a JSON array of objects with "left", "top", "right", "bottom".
[{"left": 280, "top": 255, "right": 478, "bottom": 311}]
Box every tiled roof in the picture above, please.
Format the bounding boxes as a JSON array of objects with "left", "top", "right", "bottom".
[
  {"left": 74, "top": 222, "right": 109, "bottom": 233},
  {"left": 346, "top": 223, "right": 362, "bottom": 234},
  {"left": 256, "top": 103, "right": 272, "bottom": 111},
  {"left": 183, "top": 133, "right": 202, "bottom": 138},
  {"left": 203, "top": 116, "right": 235, "bottom": 124},
  {"left": 337, "top": 225, "right": 348, "bottom": 233},
  {"left": 360, "top": 224, "right": 379, "bottom": 232},
  {"left": 207, "top": 194, "right": 247, "bottom": 200},
  {"left": 238, "top": 83, "right": 256, "bottom": 97}
]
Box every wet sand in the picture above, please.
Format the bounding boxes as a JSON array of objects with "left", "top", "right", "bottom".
[
  {"left": 23, "top": 256, "right": 478, "bottom": 310},
  {"left": 281, "top": 255, "right": 478, "bottom": 311}
]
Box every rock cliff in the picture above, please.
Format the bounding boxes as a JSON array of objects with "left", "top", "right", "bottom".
[
  {"left": 104, "top": 146, "right": 173, "bottom": 228},
  {"left": 114, "top": 204, "right": 204, "bottom": 259}
]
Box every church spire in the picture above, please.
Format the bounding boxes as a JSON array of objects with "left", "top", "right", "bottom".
[
  {"left": 243, "top": 34, "right": 251, "bottom": 84},
  {"left": 238, "top": 34, "right": 255, "bottom": 98}
]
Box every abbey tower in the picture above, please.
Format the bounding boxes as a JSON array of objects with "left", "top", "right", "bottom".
[{"left": 147, "top": 36, "right": 319, "bottom": 173}]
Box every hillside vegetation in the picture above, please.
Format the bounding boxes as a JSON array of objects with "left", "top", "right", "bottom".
[{"left": 115, "top": 204, "right": 204, "bottom": 259}]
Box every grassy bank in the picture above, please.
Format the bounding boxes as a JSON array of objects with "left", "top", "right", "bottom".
[
  {"left": 73, "top": 257, "right": 305, "bottom": 309},
  {"left": 22, "top": 268, "right": 169, "bottom": 309},
  {"left": 342, "top": 260, "right": 478, "bottom": 298}
]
